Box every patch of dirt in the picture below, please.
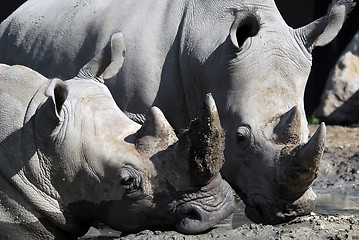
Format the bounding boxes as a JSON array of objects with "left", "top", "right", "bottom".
[
  {"left": 81, "top": 125, "right": 359, "bottom": 240},
  {"left": 311, "top": 124, "right": 359, "bottom": 195},
  {"left": 115, "top": 214, "right": 359, "bottom": 240}
]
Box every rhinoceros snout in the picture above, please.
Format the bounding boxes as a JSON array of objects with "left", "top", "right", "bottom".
[
  {"left": 244, "top": 194, "right": 279, "bottom": 224},
  {"left": 245, "top": 187, "right": 317, "bottom": 224},
  {"left": 176, "top": 204, "right": 204, "bottom": 233},
  {"left": 175, "top": 173, "right": 235, "bottom": 234}
]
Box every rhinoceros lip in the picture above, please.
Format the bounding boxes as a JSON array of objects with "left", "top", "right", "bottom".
[
  {"left": 174, "top": 174, "right": 235, "bottom": 233},
  {"left": 244, "top": 194, "right": 287, "bottom": 224},
  {"left": 173, "top": 203, "right": 204, "bottom": 233},
  {"left": 245, "top": 203, "right": 285, "bottom": 225},
  {"left": 245, "top": 193, "right": 313, "bottom": 224},
  {"left": 178, "top": 203, "right": 202, "bottom": 218},
  {"left": 178, "top": 203, "right": 203, "bottom": 222},
  {"left": 234, "top": 189, "right": 283, "bottom": 224},
  {"left": 244, "top": 194, "right": 267, "bottom": 223},
  {"left": 175, "top": 203, "right": 208, "bottom": 234}
]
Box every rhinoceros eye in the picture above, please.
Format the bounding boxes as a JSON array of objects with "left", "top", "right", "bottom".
[
  {"left": 121, "top": 176, "right": 136, "bottom": 189},
  {"left": 236, "top": 125, "right": 251, "bottom": 148},
  {"left": 120, "top": 166, "right": 142, "bottom": 193}
]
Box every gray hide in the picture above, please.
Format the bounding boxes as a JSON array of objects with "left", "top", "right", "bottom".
[
  {"left": 0, "top": 33, "right": 234, "bottom": 239},
  {"left": 0, "top": 0, "right": 355, "bottom": 224}
]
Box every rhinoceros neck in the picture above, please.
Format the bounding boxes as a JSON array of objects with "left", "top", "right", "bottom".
[
  {"left": 19, "top": 81, "right": 67, "bottom": 221},
  {"left": 15, "top": 80, "right": 85, "bottom": 236},
  {"left": 23, "top": 80, "right": 61, "bottom": 198},
  {"left": 0, "top": 65, "right": 58, "bottom": 204}
]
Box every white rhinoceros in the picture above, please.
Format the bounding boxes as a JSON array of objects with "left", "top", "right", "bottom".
[
  {"left": 0, "top": 33, "right": 235, "bottom": 239},
  {"left": 0, "top": 0, "right": 355, "bottom": 224}
]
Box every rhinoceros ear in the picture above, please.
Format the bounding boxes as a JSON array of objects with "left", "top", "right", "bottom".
[
  {"left": 228, "top": 8, "right": 261, "bottom": 50},
  {"left": 45, "top": 79, "right": 68, "bottom": 121},
  {"left": 77, "top": 32, "right": 126, "bottom": 82},
  {"left": 295, "top": 0, "right": 355, "bottom": 51}
]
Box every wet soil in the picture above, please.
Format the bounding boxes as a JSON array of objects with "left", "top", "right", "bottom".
[
  {"left": 81, "top": 125, "right": 359, "bottom": 240},
  {"left": 312, "top": 125, "right": 359, "bottom": 196}
]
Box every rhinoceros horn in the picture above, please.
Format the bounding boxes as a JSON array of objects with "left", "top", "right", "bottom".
[
  {"left": 135, "top": 107, "right": 178, "bottom": 157},
  {"left": 274, "top": 106, "right": 301, "bottom": 145},
  {"left": 181, "top": 93, "right": 225, "bottom": 184},
  {"left": 277, "top": 123, "right": 326, "bottom": 196},
  {"left": 136, "top": 94, "right": 225, "bottom": 184}
]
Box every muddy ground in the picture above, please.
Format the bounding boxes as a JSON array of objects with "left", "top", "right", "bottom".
[{"left": 82, "top": 124, "right": 359, "bottom": 240}]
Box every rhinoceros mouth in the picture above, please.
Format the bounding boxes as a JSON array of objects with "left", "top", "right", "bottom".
[
  {"left": 244, "top": 190, "right": 317, "bottom": 224},
  {"left": 244, "top": 194, "right": 275, "bottom": 224},
  {"left": 175, "top": 198, "right": 234, "bottom": 234},
  {"left": 232, "top": 182, "right": 290, "bottom": 224},
  {"left": 174, "top": 173, "right": 235, "bottom": 234},
  {"left": 175, "top": 204, "right": 204, "bottom": 233}
]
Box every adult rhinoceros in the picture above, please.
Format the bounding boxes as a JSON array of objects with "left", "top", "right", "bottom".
[
  {"left": 0, "top": 33, "right": 235, "bottom": 239},
  {"left": 0, "top": 0, "right": 355, "bottom": 224}
]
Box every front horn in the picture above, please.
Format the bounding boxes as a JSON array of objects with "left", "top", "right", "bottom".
[
  {"left": 277, "top": 123, "right": 326, "bottom": 196},
  {"left": 179, "top": 93, "right": 225, "bottom": 184}
]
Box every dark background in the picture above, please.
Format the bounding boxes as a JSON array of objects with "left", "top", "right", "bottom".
[
  {"left": 276, "top": 0, "right": 359, "bottom": 116},
  {"left": 1, "top": 0, "right": 358, "bottom": 116}
]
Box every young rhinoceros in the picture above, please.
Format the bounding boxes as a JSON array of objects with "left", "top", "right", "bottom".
[{"left": 0, "top": 33, "right": 235, "bottom": 239}]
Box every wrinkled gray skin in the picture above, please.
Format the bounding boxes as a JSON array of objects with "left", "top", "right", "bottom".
[
  {"left": 0, "top": 0, "right": 355, "bottom": 224},
  {"left": 0, "top": 33, "right": 235, "bottom": 240}
]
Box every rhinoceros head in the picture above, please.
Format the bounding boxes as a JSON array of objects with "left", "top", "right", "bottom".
[
  {"left": 99, "top": 94, "right": 234, "bottom": 234},
  {"left": 201, "top": 0, "right": 355, "bottom": 224},
  {"left": 31, "top": 33, "right": 234, "bottom": 235}
]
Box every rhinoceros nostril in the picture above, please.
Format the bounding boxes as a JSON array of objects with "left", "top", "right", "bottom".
[
  {"left": 176, "top": 204, "right": 206, "bottom": 234},
  {"left": 255, "top": 204, "right": 264, "bottom": 217},
  {"left": 179, "top": 204, "right": 202, "bottom": 221},
  {"left": 245, "top": 195, "right": 272, "bottom": 224}
]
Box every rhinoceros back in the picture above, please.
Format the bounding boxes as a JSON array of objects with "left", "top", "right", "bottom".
[{"left": 0, "top": 0, "right": 193, "bottom": 129}]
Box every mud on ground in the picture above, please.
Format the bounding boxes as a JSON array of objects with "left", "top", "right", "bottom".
[
  {"left": 312, "top": 125, "right": 359, "bottom": 196},
  {"left": 82, "top": 125, "right": 359, "bottom": 240}
]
